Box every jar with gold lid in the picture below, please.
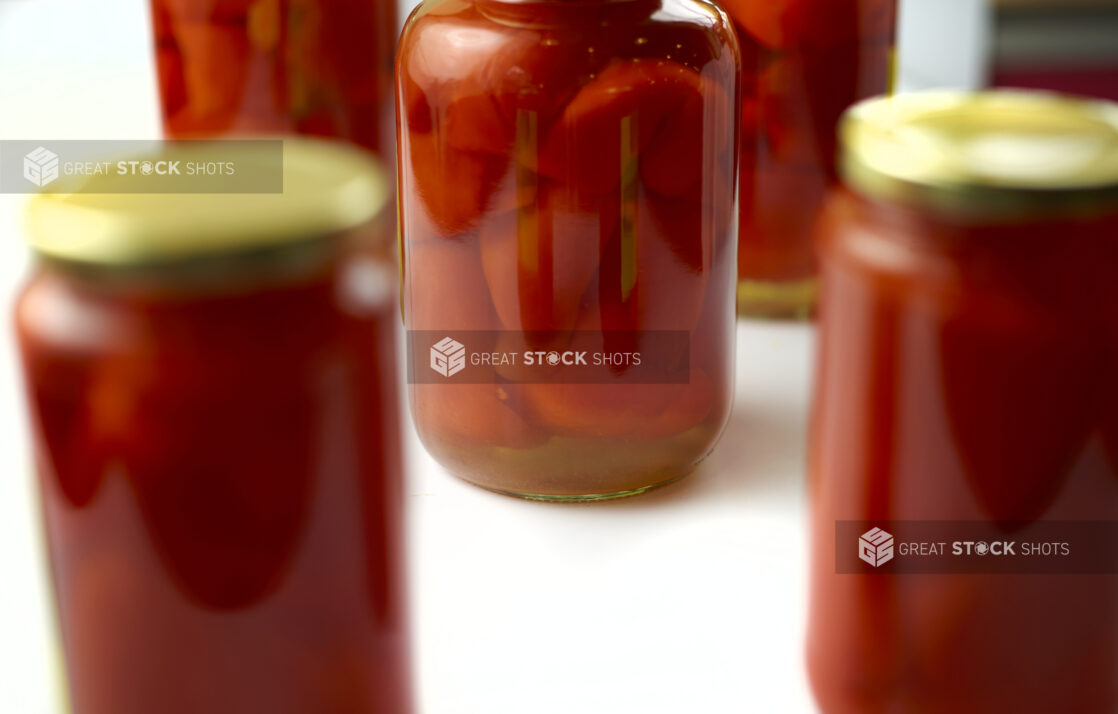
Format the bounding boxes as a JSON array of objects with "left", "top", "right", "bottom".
[
  {"left": 14, "top": 139, "right": 412, "bottom": 714},
  {"left": 721, "top": 0, "right": 897, "bottom": 318},
  {"left": 395, "top": 0, "right": 741, "bottom": 501},
  {"left": 808, "top": 91, "right": 1118, "bottom": 713},
  {"left": 151, "top": 0, "right": 398, "bottom": 154}
]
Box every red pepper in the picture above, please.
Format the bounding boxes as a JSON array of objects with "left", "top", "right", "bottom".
[
  {"left": 538, "top": 59, "right": 705, "bottom": 195},
  {"left": 939, "top": 287, "right": 1098, "bottom": 525},
  {"left": 399, "top": 13, "right": 529, "bottom": 156},
  {"left": 413, "top": 383, "right": 546, "bottom": 450},
  {"left": 403, "top": 232, "right": 498, "bottom": 330},
  {"left": 401, "top": 132, "right": 505, "bottom": 238},
  {"left": 594, "top": 191, "right": 710, "bottom": 333},
  {"left": 639, "top": 73, "right": 721, "bottom": 199},
  {"left": 169, "top": 21, "right": 252, "bottom": 132},
  {"left": 479, "top": 182, "right": 618, "bottom": 336},
  {"left": 157, "top": 0, "right": 257, "bottom": 22},
  {"left": 521, "top": 368, "right": 712, "bottom": 440},
  {"left": 721, "top": 0, "right": 869, "bottom": 50}
]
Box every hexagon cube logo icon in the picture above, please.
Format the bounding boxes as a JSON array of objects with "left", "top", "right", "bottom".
[
  {"left": 430, "top": 336, "right": 466, "bottom": 378},
  {"left": 859, "top": 527, "right": 895, "bottom": 567},
  {"left": 24, "top": 147, "right": 60, "bottom": 187}
]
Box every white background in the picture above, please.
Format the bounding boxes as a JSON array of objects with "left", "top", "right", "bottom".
[{"left": 0, "top": 1, "right": 987, "bottom": 712}]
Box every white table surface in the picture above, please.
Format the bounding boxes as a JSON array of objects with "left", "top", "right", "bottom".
[{"left": 0, "top": 0, "right": 985, "bottom": 711}]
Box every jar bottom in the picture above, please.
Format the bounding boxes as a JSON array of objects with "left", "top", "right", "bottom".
[
  {"left": 464, "top": 470, "right": 689, "bottom": 503},
  {"left": 737, "top": 278, "right": 818, "bottom": 320},
  {"left": 419, "top": 419, "right": 724, "bottom": 502}
]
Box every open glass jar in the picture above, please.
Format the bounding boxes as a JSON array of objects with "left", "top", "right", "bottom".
[
  {"left": 151, "top": 0, "right": 398, "bottom": 154},
  {"left": 396, "top": 0, "right": 740, "bottom": 500},
  {"left": 719, "top": 0, "right": 896, "bottom": 317},
  {"left": 808, "top": 92, "right": 1118, "bottom": 713},
  {"left": 15, "top": 140, "right": 411, "bottom": 714}
]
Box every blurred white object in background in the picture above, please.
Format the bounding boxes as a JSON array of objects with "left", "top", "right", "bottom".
[{"left": 897, "top": 0, "right": 993, "bottom": 90}]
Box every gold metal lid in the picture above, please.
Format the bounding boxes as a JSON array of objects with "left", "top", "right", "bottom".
[
  {"left": 840, "top": 90, "right": 1118, "bottom": 220},
  {"left": 26, "top": 138, "right": 389, "bottom": 266}
]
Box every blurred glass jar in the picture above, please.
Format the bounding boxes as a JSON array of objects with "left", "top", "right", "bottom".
[
  {"left": 719, "top": 0, "right": 896, "bottom": 318},
  {"left": 396, "top": 0, "right": 740, "bottom": 500},
  {"left": 151, "top": 0, "right": 398, "bottom": 154},
  {"left": 809, "top": 92, "right": 1118, "bottom": 713},
  {"left": 15, "top": 140, "right": 411, "bottom": 714}
]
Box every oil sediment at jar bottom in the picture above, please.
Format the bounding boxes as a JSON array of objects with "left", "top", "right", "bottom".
[{"left": 413, "top": 390, "right": 730, "bottom": 499}]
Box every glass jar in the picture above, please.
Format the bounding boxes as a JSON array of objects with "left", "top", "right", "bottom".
[
  {"left": 720, "top": 0, "right": 896, "bottom": 318},
  {"left": 15, "top": 140, "right": 412, "bottom": 714},
  {"left": 396, "top": 0, "right": 740, "bottom": 500},
  {"left": 808, "top": 92, "right": 1118, "bottom": 713},
  {"left": 151, "top": 0, "right": 398, "bottom": 154}
]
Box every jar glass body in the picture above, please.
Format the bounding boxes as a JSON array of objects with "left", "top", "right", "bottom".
[
  {"left": 151, "top": 0, "right": 398, "bottom": 154},
  {"left": 396, "top": 0, "right": 740, "bottom": 500},
  {"left": 808, "top": 190, "right": 1118, "bottom": 713},
  {"left": 15, "top": 240, "right": 411, "bottom": 714},
  {"left": 721, "top": 0, "right": 896, "bottom": 317}
]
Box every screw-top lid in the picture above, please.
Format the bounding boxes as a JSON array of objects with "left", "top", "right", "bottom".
[
  {"left": 25, "top": 138, "right": 389, "bottom": 267},
  {"left": 840, "top": 90, "right": 1118, "bottom": 221}
]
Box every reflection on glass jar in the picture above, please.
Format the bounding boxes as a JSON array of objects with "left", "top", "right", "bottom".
[
  {"left": 719, "top": 0, "right": 896, "bottom": 318},
  {"left": 396, "top": 0, "right": 740, "bottom": 500},
  {"left": 808, "top": 92, "right": 1118, "bottom": 713},
  {"left": 151, "top": 0, "right": 398, "bottom": 154},
  {"left": 15, "top": 140, "right": 412, "bottom": 714}
]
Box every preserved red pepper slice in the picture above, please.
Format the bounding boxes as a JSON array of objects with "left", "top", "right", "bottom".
[
  {"left": 17, "top": 280, "right": 149, "bottom": 508},
  {"left": 479, "top": 182, "right": 618, "bottom": 335},
  {"left": 538, "top": 59, "right": 705, "bottom": 195},
  {"left": 127, "top": 391, "right": 314, "bottom": 608},
  {"left": 157, "top": 0, "right": 257, "bottom": 22},
  {"left": 738, "top": 166, "right": 826, "bottom": 279},
  {"left": 642, "top": 368, "right": 714, "bottom": 438},
  {"left": 404, "top": 233, "right": 498, "bottom": 330},
  {"left": 151, "top": 2, "right": 189, "bottom": 119},
  {"left": 399, "top": 14, "right": 528, "bottom": 156},
  {"left": 721, "top": 0, "right": 865, "bottom": 50},
  {"left": 758, "top": 46, "right": 893, "bottom": 171},
  {"left": 521, "top": 368, "right": 712, "bottom": 440},
  {"left": 639, "top": 74, "right": 731, "bottom": 199},
  {"left": 170, "top": 22, "right": 252, "bottom": 132},
  {"left": 413, "top": 383, "right": 546, "bottom": 450},
  {"left": 28, "top": 372, "right": 105, "bottom": 508},
  {"left": 155, "top": 44, "right": 189, "bottom": 121},
  {"left": 596, "top": 193, "right": 709, "bottom": 333},
  {"left": 402, "top": 133, "right": 504, "bottom": 238},
  {"left": 301, "top": 0, "right": 391, "bottom": 102},
  {"left": 939, "top": 292, "right": 1098, "bottom": 524}
]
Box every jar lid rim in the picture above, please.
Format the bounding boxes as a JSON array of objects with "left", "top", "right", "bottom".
[
  {"left": 25, "top": 137, "right": 389, "bottom": 267},
  {"left": 840, "top": 90, "right": 1118, "bottom": 220}
]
